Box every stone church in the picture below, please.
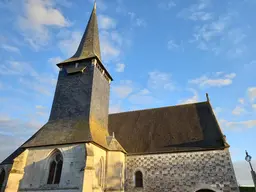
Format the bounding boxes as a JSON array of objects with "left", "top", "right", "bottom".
[{"left": 0, "top": 3, "right": 239, "bottom": 192}]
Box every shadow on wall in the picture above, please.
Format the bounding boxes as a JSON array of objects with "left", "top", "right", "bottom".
[
  {"left": 0, "top": 168, "right": 6, "bottom": 192},
  {"left": 103, "top": 161, "right": 124, "bottom": 191},
  {"left": 15, "top": 146, "right": 86, "bottom": 191}
]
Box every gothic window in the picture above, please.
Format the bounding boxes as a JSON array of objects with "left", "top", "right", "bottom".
[
  {"left": 47, "top": 150, "right": 63, "bottom": 185},
  {"left": 98, "top": 157, "right": 104, "bottom": 187},
  {"left": 0, "top": 168, "right": 5, "bottom": 191},
  {"left": 135, "top": 170, "right": 143, "bottom": 188}
]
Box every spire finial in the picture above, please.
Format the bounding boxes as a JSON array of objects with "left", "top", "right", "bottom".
[
  {"left": 206, "top": 93, "right": 210, "bottom": 102},
  {"left": 94, "top": 0, "right": 96, "bottom": 10}
]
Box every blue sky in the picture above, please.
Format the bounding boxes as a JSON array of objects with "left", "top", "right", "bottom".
[{"left": 0, "top": 0, "right": 256, "bottom": 186}]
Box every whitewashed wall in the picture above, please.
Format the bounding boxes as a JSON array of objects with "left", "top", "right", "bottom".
[
  {"left": 125, "top": 149, "right": 239, "bottom": 192},
  {"left": 18, "top": 144, "right": 86, "bottom": 192}
]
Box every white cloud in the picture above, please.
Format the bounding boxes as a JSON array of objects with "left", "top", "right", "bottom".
[
  {"left": 252, "top": 104, "right": 256, "bottom": 110},
  {"left": 158, "top": 1, "right": 176, "bottom": 10},
  {"left": 168, "top": 40, "right": 179, "bottom": 49},
  {"left": 189, "top": 72, "right": 236, "bottom": 88},
  {"left": 109, "top": 103, "right": 122, "bottom": 114},
  {"left": 48, "top": 56, "right": 62, "bottom": 73},
  {"left": 214, "top": 107, "right": 222, "bottom": 114},
  {"left": 19, "top": 78, "right": 53, "bottom": 96},
  {"left": 58, "top": 31, "right": 82, "bottom": 57},
  {"left": 213, "top": 107, "right": 223, "bottom": 117},
  {"left": 127, "top": 12, "right": 146, "bottom": 27},
  {"left": 18, "top": 0, "right": 70, "bottom": 49},
  {"left": 238, "top": 98, "right": 245, "bottom": 104},
  {"left": 1, "top": 44, "right": 20, "bottom": 53},
  {"left": 48, "top": 57, "right": 62, "bottom": 64},
  {"left": 0, "top": 61, "right": 38, "bottom": 76},
  {"left": 0, "top": 115, "right": 42, "bottom": 136},
  {"left": 148, "top": 71, "right": 175, "bottom": 91},
  {"left": 112, "top": 80, "right": 133, "bottom": 99},
  {"left": 189, "top": 9, "right": 246, "bottom": 57},
  {"left": 215, "top": 71, "right": 224, "bottom": 76},
  {"left": 179, "top": 89, "right": 199, "bottom": 104},
  {"left": 115, "top": 63, "right": 125, "bottom": 72},
  {"left": 35, "top": 105, "right": 46, "bottom": 109},
  {"left": 167, "top": 40, "right": 184, "bottom": 51},
  {"left": 189, "top": 12, "right": 213, "bottom": 21},
  {"left": 189, "top": 14, "right": 231, "bottom": 52},
  {"left": 100, "top": 31, "right": 121, "bottom": 62},
  {"left": 220, "top": 119, "right": 256, "bottom": 130},
  {"left": 232, "top": 106, "right": 246, "bottom": 116},
  {"left": 0, "top": 60, "right": 57, "bottom": 96},
  {"left": 98, "top": 15, "right": 116, "bottom": 29},
  {"left": 135, "top": 18, "right": 146, "bottom": 27},
  {"left": 178, "top": 0, "right": 213, "bottom": 21},
  {"left": 128, "top": 12, "right": 136, "bottom": 20},
  {"left": 129, "top": 89, "right": 158, "bottom": 105},
  {"left": 248, "top": 87, "right": 256, "bottom": 102}
]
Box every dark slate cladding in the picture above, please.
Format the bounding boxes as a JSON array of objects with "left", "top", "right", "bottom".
[
  {"left": 49, "top": 61, "right": 93, "bottom": 121},
  {"left": 58, "top": 3, "right": 101, "bottom": 64},
  {"left": 22, "top": 62, "right": 111, "bottom": 148},
  {"left": 108, "top": 101, "right": 227, "bottom": 154}
]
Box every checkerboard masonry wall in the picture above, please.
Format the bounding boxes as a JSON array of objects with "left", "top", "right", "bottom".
[{"left": 125, "top": 150, "right": 239, "bottom": 192}]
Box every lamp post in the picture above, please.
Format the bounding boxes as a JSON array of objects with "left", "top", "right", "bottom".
[{"left": 245, "top": 150, "right": 256, "bottom": 191}]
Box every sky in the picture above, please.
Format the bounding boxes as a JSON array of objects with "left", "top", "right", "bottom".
[{"left": 0, "top": 0, "right": 255, "bottom": 186}]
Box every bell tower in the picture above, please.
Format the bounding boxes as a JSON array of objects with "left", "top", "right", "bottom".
[
  {"left": 22, "top": 3, "right": 113, "bottom": 148},
  {"left": 49, "top": 3, "right": 112, "bottom": 131}
]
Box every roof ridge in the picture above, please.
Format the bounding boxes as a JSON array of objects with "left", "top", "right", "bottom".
[{"left": 109, "top": 101, "right": 208, "bottom": 115}]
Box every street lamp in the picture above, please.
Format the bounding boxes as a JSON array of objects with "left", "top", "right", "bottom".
[{"left": 245, "top": 150, "right": 256, "bottom": 191}]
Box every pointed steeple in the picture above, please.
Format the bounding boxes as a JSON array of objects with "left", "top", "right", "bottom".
[{"left": 59, "top": 3, "right": 101, "bottom": 64}]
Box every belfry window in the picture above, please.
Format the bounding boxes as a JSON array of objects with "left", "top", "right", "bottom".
[
  {"left": 0, "top": 168, "right": 5, "bottom": 191},
  {"left": 135, "top": 170, "right": 143, "bottom": 188},
  {"left": 47, "top": 150, "right": 63, "bottom": 185}
]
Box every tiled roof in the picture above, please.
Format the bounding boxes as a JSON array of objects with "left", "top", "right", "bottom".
[{"left": 108, "top": 101, "right": 228, "bottom": 154}]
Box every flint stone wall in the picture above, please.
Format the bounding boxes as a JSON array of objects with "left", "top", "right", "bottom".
[{"left": 125, "top": 149, "right": 239, "bottom": 192}]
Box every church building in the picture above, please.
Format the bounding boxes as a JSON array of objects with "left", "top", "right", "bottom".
[{"left": 0, "top": 3, "right": 239, "bottom": 192}]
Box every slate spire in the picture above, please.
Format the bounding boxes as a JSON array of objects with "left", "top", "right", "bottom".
[{"left": 59, "top": 2, "right": 101, "bottom": 64}]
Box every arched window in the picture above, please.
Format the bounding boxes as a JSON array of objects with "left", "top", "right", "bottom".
[
  {"left": 98, "top": 157, "right": 104, "bottom": 187},
  {"left": 47, "top": 150, "right": 63, "bottom": 184},
  {"left": 197, "top": 190, "right": 215, "bottom": 192},
  {"left": 135, "top": 170, "right": 143, "bottom": 188},
  {"left": 0, "top": 168, "right": 5, "bottom": 191}
]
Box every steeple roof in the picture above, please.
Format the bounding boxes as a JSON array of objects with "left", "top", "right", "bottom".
[{"left": 58, "top": 2, "right": 101, "bottom": 65}]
